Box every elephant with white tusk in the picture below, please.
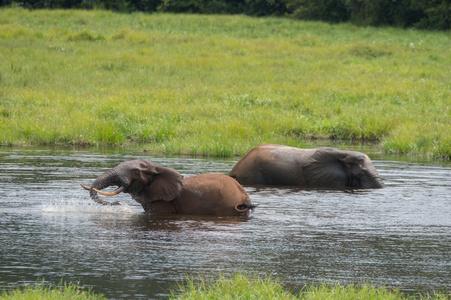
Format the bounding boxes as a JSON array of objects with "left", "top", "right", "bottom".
[
  {"left": 229, "top": 144, "right": 384, "bottom": 189},
  {"left": 81, "top": 159, "right": 255, "bottom": 216}
]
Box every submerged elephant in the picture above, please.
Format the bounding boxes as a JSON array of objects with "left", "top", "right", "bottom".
[
  {"left": 229, "top": 144, "right": 384, "bottom": 189},
  {"left": 81, "top": 159, "right": 255, "bottom": 216}
]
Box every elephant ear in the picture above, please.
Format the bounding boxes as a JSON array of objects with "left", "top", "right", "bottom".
[
  {"left": 302, "top": 148, "right": 350, "bottom": 188},
  {"left": 146, "top": 166, "right": 184, "bottom": 201}
]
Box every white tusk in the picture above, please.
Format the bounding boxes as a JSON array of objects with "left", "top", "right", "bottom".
[
  {"left": 92, "top": 186, "right": 125, "bottom": 196},
  {"left": 80, "top": 183, "right": 91, "bottom": 190}
]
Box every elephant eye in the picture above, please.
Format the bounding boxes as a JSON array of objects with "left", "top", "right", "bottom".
[
  {"left": 356, "top": 159, "right": 365, "bottom": 168},
  {"left": 139, "top": 161, "right": 149, "bottom": 169},
  {"left": 132, "top": 169, "right": 142, "bottom": 177}
]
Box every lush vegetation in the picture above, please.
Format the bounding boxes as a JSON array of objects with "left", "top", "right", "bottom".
[
  {"left": 170, "top": 273, "right": 449, "bottom": 299},
  {"left": 0, "top": 281, "right": 106, "bottom": 300},
  {"left": 285, "top": 0, "right": 450, "bottom": 30},
  {"left": 1, "top": 0, "right": 449, "bottom": 30},
  {"left": 1, "top": 274, "right": 448, "bottom": 299},
  {"left": 0, "top": 8, "right": 450, "bottom": 157}
]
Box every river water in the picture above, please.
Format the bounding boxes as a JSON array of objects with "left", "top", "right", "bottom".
[{"left": 0, "top": 145, "right": 450, "bottom": 299}]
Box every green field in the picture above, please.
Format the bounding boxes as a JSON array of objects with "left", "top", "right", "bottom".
[{"left": 0, "top": 8, "right": 450, "bottom": 157}]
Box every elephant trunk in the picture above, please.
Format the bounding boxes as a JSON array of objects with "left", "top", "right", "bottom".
[
  {"left": 359, "top": 171, "right": 384, "bottom": 189},
  {"left": 369, "top": 176, "right": 385, "bottom": 188},
  {"left": 83, "top": 167, "right": 129, "bottom": 206}
]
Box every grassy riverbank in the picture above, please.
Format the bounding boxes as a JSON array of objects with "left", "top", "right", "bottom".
[
  {"left": 1, "top": 274, "right": 448, "bottom": 299},
  {"left": 171, "top": 273, "right": 449, "bottom": 300},
  {"left": 0, "top": 281, "right": 105, "bottom": 300},
  {"left": 1, "top": 8, "right": 450, "bottom": 157}
]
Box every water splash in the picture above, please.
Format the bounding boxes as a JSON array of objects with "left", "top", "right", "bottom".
[{"left": 42, "top": 196, "right": 135, "bottom": 214}]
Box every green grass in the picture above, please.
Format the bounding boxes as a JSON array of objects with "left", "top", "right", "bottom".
[
  {"left": 0, "top": 281, "right": 106, "bottom": 300},
  {"left": 169, "top": 273, "right": 448, "bottom": 300},
  {"left": 1, "top": 275, "right": 448, "bottom": 299},
  {"left": 1, "top": 8, "right": 450, "bottom": 157}
]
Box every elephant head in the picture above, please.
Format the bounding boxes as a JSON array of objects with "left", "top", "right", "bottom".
[
  {"left": 302, "top": 148, "right": 384, "bottom": 189},
  {"left": 81, "top": 159, "right": 184, "bottom": 208}
]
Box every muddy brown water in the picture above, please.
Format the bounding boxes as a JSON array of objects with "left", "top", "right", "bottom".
[{"left": 0, "top": 146, "right": 450, "bottom": 299}]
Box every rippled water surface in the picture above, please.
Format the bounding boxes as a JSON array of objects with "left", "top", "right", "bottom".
[{"left": 0, "top": 146, "right": 450, "bottom": 299}]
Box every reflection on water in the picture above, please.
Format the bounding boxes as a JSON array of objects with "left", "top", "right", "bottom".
[{"left": 0, "top": 146, "right": 450, "bottom": 299}]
